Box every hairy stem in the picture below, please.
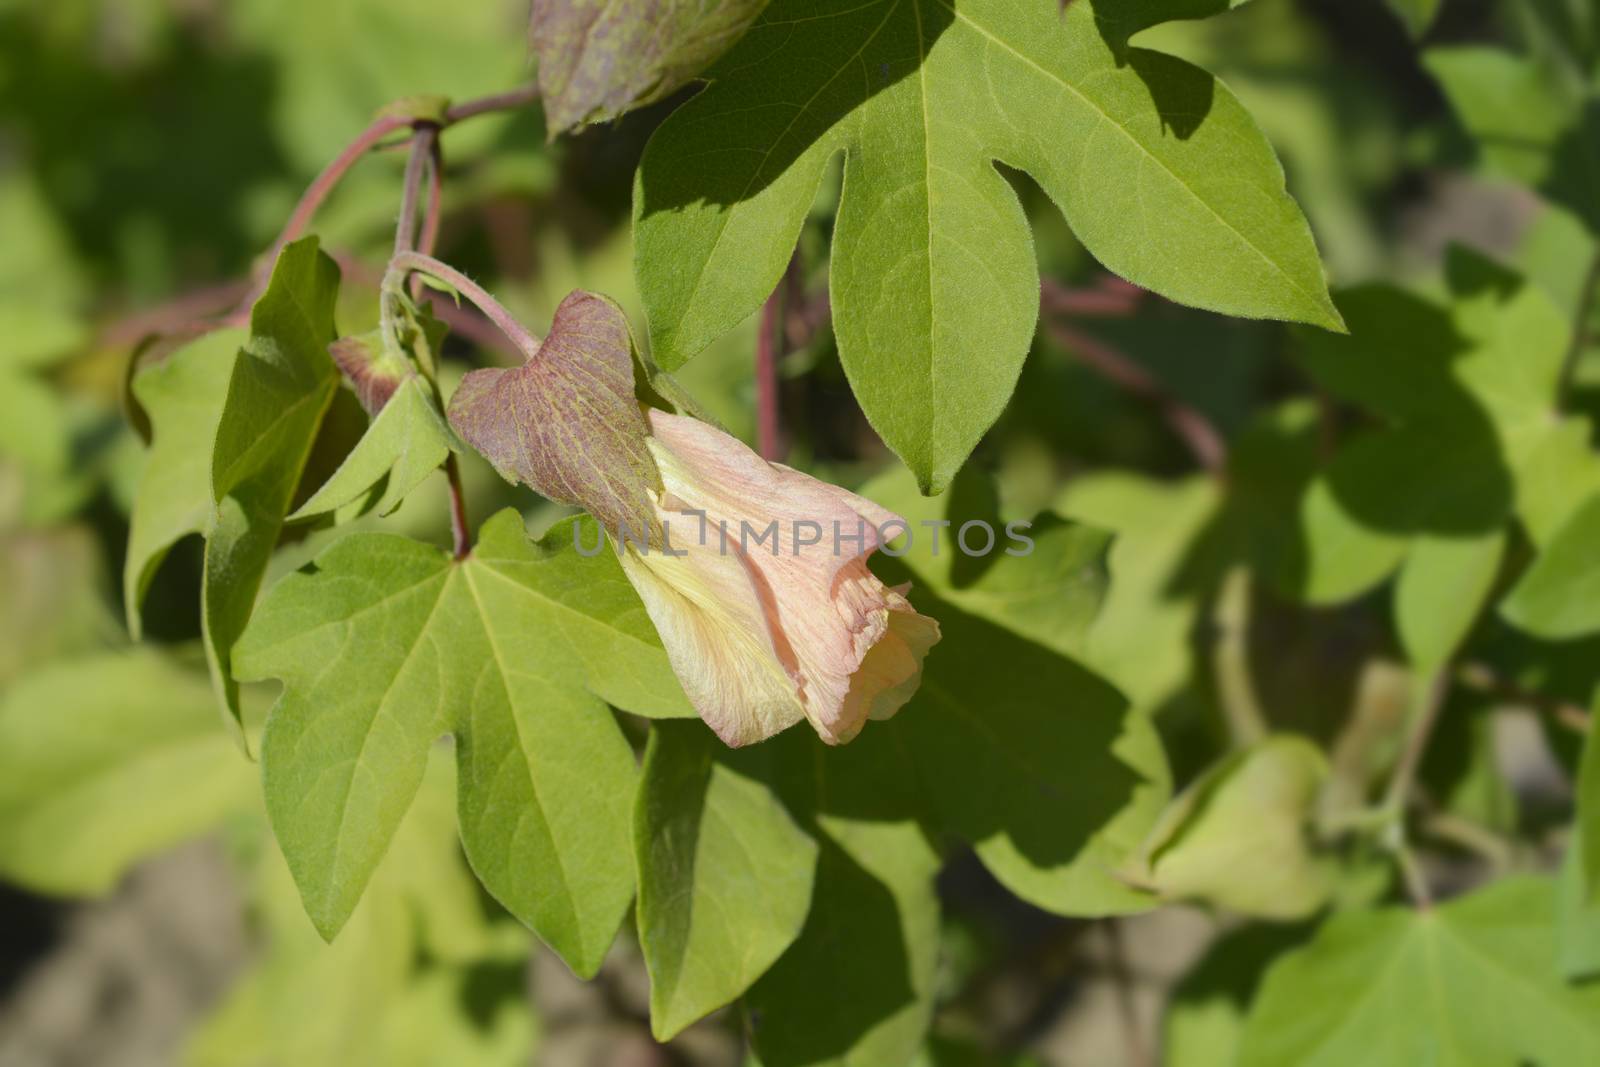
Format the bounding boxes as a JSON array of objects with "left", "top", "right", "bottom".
[{"left": 386, "top": 252, "right": 543, "bottom": 358}]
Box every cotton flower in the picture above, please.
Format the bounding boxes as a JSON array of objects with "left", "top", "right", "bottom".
[{"left": 617, "top": 410, "right": 940, "bottom": 748}]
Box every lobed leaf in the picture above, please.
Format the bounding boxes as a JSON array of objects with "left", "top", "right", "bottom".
[
  {"left": 235, "top": 511, "right": 691, "bottom": 973},
  {"left": 1239, "top": 877, "right": 1600, "bottom": 1066},
  {"left": 635, "top": 0, "right": 1341, "bottom": 492}
]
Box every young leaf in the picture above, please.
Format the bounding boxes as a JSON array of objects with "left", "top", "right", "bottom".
[
  {"left": 635, "top": 0, "right": 1341, "bottom": 492},
  {"left": 530, "top": 0, "right": 771, "bottom": 131},
  {"left": 123, "top": 328, "right": 247, "bottom": 637},
  {"left": 1239, "top": 877, "right": 1600, "bottom": 1066},
  {"left": 0, "top": 651, "right": 254, "bottom": 896},
  {"left": 1124, "top": 735, "right": 1332, "bottom": 920},
  {"left": 234, "top": 511, "right": 692, "bottom": 974},
  {"left": 448, "top": 290, "right": 661, "bottom": 537},
  {"left": 204, "top": 237, "right": 342, "bottom": 738},
  {"left": 634, "top": 721, "right": 817, "bottom": 1041},
  {"left": 291, "top": 375, "right": 458, "bottom": 521},
  {"left": 1502, "top": 491, "right": 1600, "bottom": 639}
]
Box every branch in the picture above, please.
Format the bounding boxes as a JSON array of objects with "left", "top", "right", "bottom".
[
  {"left": 386, "top": 252, "right": 543, "bottom": 359},
  {"left": 1456, "top": 662, "right": 1592, "bottom": 735},
  {"left": 1042, "top": 313, "right": 1227, "bottom": 473}
]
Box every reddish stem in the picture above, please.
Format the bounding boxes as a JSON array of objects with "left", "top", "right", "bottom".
[
  {"left": 444, "top": 84, "right": 540, "bottom": 123},
  {"left": 278, "top": 114, "right": 411, "bottom": 257},
  {"left": 757, "top": 286, "right": 783, "bottom": 461},
  {"left": 388, "top": 252, "right": 543, "bottom": 357},
  {"left": 1044, "top": 317, "right": 1226, "bottom": 473}
]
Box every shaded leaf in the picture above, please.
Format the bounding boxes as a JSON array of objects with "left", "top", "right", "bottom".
[
  {"left": 746, "top": 726, "right": 942, "bottom": 1067},
  {"left": 635, "top": 721, "right": 817, "bottom": 1040},
  {"left": 863, "top": 464, "right": 1111, "bottom": 659},
  {"left": 1293, "top": 247, "right": 1570, "bottom": 605},
  {"left": 204, "top": 237, "right": 342, "bottom": 738},
  {"left": 883, "top": 578, "right": 1171, "bottom": 915},
  {"left": 123, "top": 328, "right": 246, "bottom": 635}
]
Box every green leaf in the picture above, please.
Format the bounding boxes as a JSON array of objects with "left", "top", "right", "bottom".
[
  {"left": 1565, "top": 704, "right": 1600, "bottom": 980},
  {"left": 1426, "top": 48, "right": 1600, "bottom": 235},
  {"left": 1239, "top": 876, "right": 1600, "bottom": 1066},
  {"left": 1125, "top": 735, "right": 1331, "bottom": 920},
  {"left": 634, "top": 0, "right": 1341, "bottom": 492},
  {"left": 1503, "top": 491, "right": 1600, "bottom": 639},
  {"left": 187, "top": 746, "right": 531, "bottom": 1067},
  {"left": 1559, "top": 833, "right": 1600, "bottom": 982},
  {"left": 1165, "top": 924, "right": 1309, "bottom": 1067},
  {"left": 235, "top": 510, "right": 691, "bottom": 974},
  {"left": 123, "top": 328, "right": 247, "bottom": 636},
  {"left": 746, "top": 727, "right": 942, "bottom": 1067},
  {"left": 292, "top": 376, "right": 458, "bottom": 521},
  {"left": 0, "top": 651, "right": 254, "bottom": 896},
  {"left": 635, "top": 721, "right": 817, "bottom": 1040},
  {"left": 0, "top": 525, "right": 115, "bottom": 688},
  {"left": 1395, "top": 531, "right": 1505, "bottom": 671},
  {"left": 862, "top": 464, "right": 1111, "bottom": 659},
  {"left": 885, "top": 579, "right": 1171, "bottom": 915},
  {"left": 204, "top": 237, "right": 342, "bottom": 739},
  {"left": 1058, "top": 473, "right": 1222, "bottom": 711},
  {"left": 1293, "top": 247, "right": 1571, "bottom": 605},
  {"left": 531, "top": 0, "right": 771, "bottom": 131},
  {"left": 448, "top": 290, "right": 661, "bottom": 536},
  {"left": 1385, "top": 0, "right": 1441, "bottom": 38}
]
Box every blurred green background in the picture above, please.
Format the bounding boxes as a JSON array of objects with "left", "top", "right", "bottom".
[{"left": 1, "top": 0, "right": 1594, "bottom": 1064}]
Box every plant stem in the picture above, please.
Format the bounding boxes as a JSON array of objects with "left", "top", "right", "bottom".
[
  {"left": 757, "top": 277, "right": 785, "bottom": 461},
  {"left": 246, "top": 83, "right": 538, "bottom": 313},
  {"left": 444, "top": 84, "right": 540, "bottom": 123},
  {"left": 386, "top": 251, "right": 542, "bottom": 358},
  {"left": 445, "top": 455, "right": 472, "bottom": 561},
  {"left": 1559, "top": 250, "right": 1600, "bottom": 406},
  {"left": 1456, "top": 661, "right": 1592, "bottom": 735},
  {"left": 277, "top": 114, "right": 411, "bottom": 257},
  {"left": 1044, "top": 315, "right": 1226, "bottom": 473},
  {"left": 1381, "top": 672, "right": 1451, "bottom": 909},
  {"left": 391, "top": 127, "right": 471, "bottom": 560}
]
